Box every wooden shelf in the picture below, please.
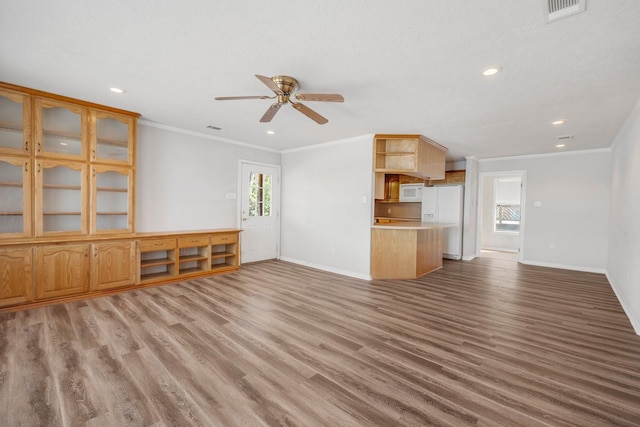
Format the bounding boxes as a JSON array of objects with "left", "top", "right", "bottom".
[
  {"left": 141, "top": 257, "right": 174, "bottom": 268},
  {"left": 43, "top": 212, "right": 82, "bottom": 215},
  {"left": 0, "top": 121, "right": 22, "bottom": 132},
  {"left": 179, "top": 254, "right": 208, "bottom": 262},
  {"left": 96, "top": 137, "right": 128, "bottom": 148},
  {"left": 0, "top": 181, "right": 22, "bottom": 188},
  {"left": 43, "top": 184, "right": 81, "bottom": 190},
  {"left": 0, "top": 212, "right": 23, "bottom": 216},
  {"left": 140, "top": 271, "right": 175, "bottom": 282},
  {"left": 96, "top": 212, "right": 127, "bottom": 216},
  {"left": 211, "top": 251, "right": 235, "bottom": 259},
  {"left": 179, "top": 267, "right": 208, "bottom": 275},
  {"left": 42, "top": 128, "right": 82, "bottom": 142},
  {"left": 96, "top": 187, "right": 127, "bottom": 192}
]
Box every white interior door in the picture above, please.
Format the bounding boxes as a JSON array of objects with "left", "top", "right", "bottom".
[{"left": 239, "top": 162, "right": 280, "bottom": 263}]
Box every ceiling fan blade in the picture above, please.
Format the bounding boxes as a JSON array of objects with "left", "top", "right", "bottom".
[
  {"left": 295, "top": 93, "right": 344, "bottom": 102},
  {"left": 260, "top": 103, "right": 282, "bottom": 122},
  {"left": 255, "top": 74, "right": 284, "bottom": 95},
  {"left": 291, "top": 102, "right": 328, "bottom": 125},
  {"left": 215, "top": 95, "right": 273, "bottom": 100}
]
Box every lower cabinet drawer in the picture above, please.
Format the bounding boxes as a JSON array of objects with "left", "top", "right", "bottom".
[
  {"left": 178, "top": 235, "right": 209, "bottom": 248},
  {"left": 140, "top": 238, "right": 176, "bottom": 251},
  {"left": 210, "top": 233, "right": 238, "bottom": 245}
]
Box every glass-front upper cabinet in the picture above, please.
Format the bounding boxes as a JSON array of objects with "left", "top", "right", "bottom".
[
  {"left": 0, "top": 87, "right": 31, "bottom": 155},
  {"left": 91, "top": 111, "right": 134, "bottom": 165},
  {"left": 34, "top": 97, "right": 87, "bottom": 160},
  {"left": 0, "top": 155, "right": 32, "bottom": 238},
  {"left": 35, "top": 159, "right": 87, "bottom": 236},
  {"left": 90, "top": 165, "right": 133, "bottom": 234}
]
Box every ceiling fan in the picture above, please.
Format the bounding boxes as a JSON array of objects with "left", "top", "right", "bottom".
[{"left": 215, "top": 75, "right": 344, "bottom": 125}]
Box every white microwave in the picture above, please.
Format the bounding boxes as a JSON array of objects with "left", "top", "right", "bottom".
[{"left": 399, "top": 183, "right": 424, "bottom": 202}]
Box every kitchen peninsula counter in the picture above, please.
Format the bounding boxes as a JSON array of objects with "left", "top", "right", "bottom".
[{"left": 371, "top": 222, "right": 453, "bottom": 279}]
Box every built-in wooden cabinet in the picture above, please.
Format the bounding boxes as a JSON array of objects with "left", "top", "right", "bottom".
[
  {"left": 35, "top": 243, "right": 90, "bottom": 300},
  {"left": 0, "top": 246, "right": 33, "bottom": 307},
  {"left": 91, "top": 240, "right": 137, "bottom": 291},
  {"left": 374, "top": 134, "right": 447, "bottom": 180},
  {"left": 210, "top": 232, "right": 238, "bottom": 272},
  {"left": 139, "top": 238, "right": 177, "bottom": 284},
  {"left": 0, "top": 82, "right": 138, "bottom": 240},
  {"left": 1, "top": 82, "right": 241, "bottom": 312}
]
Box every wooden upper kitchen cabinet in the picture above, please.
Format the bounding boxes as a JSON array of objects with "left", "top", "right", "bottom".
[{"left": 374, "top": 134, "right": 447, "bottom": 180}]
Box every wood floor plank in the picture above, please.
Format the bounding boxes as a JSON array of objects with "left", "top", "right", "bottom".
[{"left": 2, "top": 258, "right": 640, "bottom": 426}]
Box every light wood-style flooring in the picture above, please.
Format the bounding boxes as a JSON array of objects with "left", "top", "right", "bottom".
[{"left": 1, "top": 258, "right": 640, "bottom": 426}]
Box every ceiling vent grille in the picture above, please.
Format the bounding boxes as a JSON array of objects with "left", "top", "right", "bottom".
[{"left": 543, "top": 0, "right": 586, "bottom": 23}]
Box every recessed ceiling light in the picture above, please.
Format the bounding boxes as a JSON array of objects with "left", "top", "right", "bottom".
[
  {"left": 482, "top": 66, "right": 502, "bottom": 76},
  {"left": 556, "top": 144, "right": 566, "bottom": 148},
  {"left": 266, "top": 130, "right": 275, "bottom": 135},
  {"left": 552, "top": 119, "right": 566, "bottom": 125},
  {"left": 109, "top": 87, "right": 126, "bottom": 94}
]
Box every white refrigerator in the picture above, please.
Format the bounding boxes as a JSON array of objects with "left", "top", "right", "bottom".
[{"left": 421, "top": 185, "right": 464, "bottom": 260}]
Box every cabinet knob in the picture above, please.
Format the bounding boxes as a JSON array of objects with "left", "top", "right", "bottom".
[
  {"left": 24, "top": 162, "right": 28, "bottom": 172},
  {"left": 36, "top": 142, "right": 41, "bottom": 152},
  {"left": 24, "top": 141, "right": 29, "bottom": 152},
  {"left": 91, "top": 150, "right": 96, "bottom": 159}
]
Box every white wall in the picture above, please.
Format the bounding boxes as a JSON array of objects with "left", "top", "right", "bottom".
[
  {"left": 136, "top": 123, "right": 280, "bottom": 232},
  {"left": 479, "top": 150, "right": 611, "bottom": 272},
  {"left": 607, "top": 97, "right": 640, "bottom": 334},
  {"left": 462, "top": 156, "right": 479, "bottom": 260},
  {"left": 280, "top": 135, "right": 374, "bottom": 279}
]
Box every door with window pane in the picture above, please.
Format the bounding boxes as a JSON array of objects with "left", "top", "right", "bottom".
[{"left": 240, "top": 162, "right": 280, "bottom": 263}]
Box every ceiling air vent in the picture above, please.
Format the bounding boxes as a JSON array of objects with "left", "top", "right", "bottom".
[{"left": 543, "top": 0, "right": 586, "bottom": 23}]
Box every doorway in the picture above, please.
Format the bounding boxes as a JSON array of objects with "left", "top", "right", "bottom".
[
  {"left": 477, "top": 171, "right": 526, "bottom": 262},
  {"left": 238, "top": 161, "right": 281, "bottom": 263}
]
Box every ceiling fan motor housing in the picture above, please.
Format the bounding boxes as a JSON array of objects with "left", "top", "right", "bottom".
[{"left": 272, "top": 75, "right": 298, "bottom": 103}]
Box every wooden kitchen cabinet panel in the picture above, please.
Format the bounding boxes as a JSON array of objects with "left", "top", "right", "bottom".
[
  {"left": 91, "top": 240, "right": 137, "bottom": 291},
  {"left": 374, "top": 134, "right": 446, "bottom": 180},
  {"left": 35, "top": 243, "right": 90, "bottom": 300},
  {"left": 0, "top": 247, "right": 33, "bottom": 307},
  {"left": 0, "top": 86, "right": 31, "bottom": 156}
]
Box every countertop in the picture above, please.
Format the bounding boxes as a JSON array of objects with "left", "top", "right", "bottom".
[{"left": 371, "top": 222, "right": 455, "bottom": 230}]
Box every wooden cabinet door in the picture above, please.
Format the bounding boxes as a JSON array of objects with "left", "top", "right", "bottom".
[
  {"left": 35, "top": 244, "right": 90, "bottom": 300},
  {"left": 91, "top": 240, "right": 136, "bottom": 291},
  {"left": 90, "top": 164, "right": 134, "bottom": 234},
  {"left": 90, "top": 110, "right": 135, "bottom": 166},
  {"left": 0, "top": 155, "right": 32, "bottom": 238},
  {"left": 0, "top": 86, "right": 32, "bottom": 156},
  {"left": 34, "top": 159, "right": 88, "bottom": 236},
  {"left": 34, "top": 97, "right": 88, "bottom": 160},
  {"left": 0, "top": 247, "right": 33, "bottom": 307}
]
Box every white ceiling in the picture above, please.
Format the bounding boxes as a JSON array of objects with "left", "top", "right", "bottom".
[{"left": 2, "top": 1, "right": 639, "bottom": 160}]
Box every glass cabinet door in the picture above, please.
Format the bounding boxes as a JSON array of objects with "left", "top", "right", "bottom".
[
  {"left": 91, "top": 165, "right": 133, "bottom": 234},
  {"left": 35, "top": 160, "right": 87, "bottom": 236},
  {"left": 91, "top": 111, "right": 134, "bottom": 165},
  {"left": 0, "top": 156, "right": 32, "bottom": 237},
  {"left": 0, "top": 88, "right": 31, "bottom": 155},
  {"left": 35, "top": 97, "right": 87, "bottom": 160}
]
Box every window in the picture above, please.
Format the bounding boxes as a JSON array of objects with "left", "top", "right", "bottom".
[
  {"left": 494, "top": 177, "right": 521, "bottom": 232},
  {"left": 248, "top": 173, "right": 272, "bottom": 217}
]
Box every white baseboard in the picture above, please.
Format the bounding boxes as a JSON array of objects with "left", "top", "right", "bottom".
[
  {"left": 279, "top": 257, "right": 372, "bottom": 281},
  {"left": 481, "top": 246, "right": 519, "bottom": 253},
  {"left": 520, "top": 259, "right": 606, "bottom": 274},
  {"left": 606, "top": 271, "right": 640, "bottom": 336}
]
